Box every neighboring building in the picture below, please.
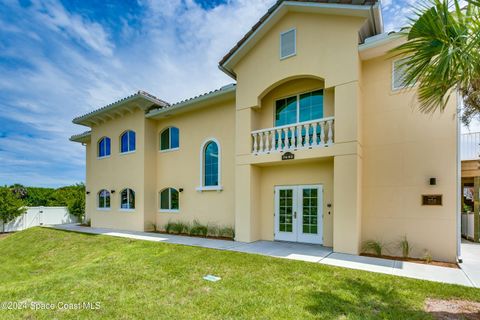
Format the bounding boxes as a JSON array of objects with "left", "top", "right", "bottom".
[
  {"left": 461, "top": 132, "right": 480, "bottom": 242},
  {"left": 71, "top": 0, "right": 459, "bottom": 262}
]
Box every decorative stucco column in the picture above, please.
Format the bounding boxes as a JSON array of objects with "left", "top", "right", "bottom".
[
  {"left": 234, "top": 107, "right": 261, "bottom": 242},
  {"left": 332, "top": 81, "right": 363, "bottom": 254}
]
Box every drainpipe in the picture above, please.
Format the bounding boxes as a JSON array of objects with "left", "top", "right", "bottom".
[{"left": 457, "top": 87, "right": 462, "bottom": 262}]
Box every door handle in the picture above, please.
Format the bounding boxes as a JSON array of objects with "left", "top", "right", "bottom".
[{"left": 294, "top": 211, "right": 297, "bottom": 219}]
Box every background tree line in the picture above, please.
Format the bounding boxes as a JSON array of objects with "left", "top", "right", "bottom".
[{"left": 0, "top": 184, "right": 85, "bottom": 230}]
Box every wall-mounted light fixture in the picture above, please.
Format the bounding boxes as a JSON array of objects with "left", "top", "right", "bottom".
[
  {"left": 429, "top": 178, "right": 437, "bottom": 186},
  {"left": 86, "top": 191, "right": 90, "bottom": 195},
  {"left": 179, "top": 188, "right": 184, "bottom": 192},
  {"left": 111, "top": 190, "right": 116, "bottom": 194}
]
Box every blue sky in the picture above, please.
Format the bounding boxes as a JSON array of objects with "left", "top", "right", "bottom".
[{"left": 0, "top": 0, "right": 437, "bottom": 187}]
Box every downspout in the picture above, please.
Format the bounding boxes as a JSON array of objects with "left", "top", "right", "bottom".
[{"left": 457, "top": 87, "right": 462, "bottom": 263}]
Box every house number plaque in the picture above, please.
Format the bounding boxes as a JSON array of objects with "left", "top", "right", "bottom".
[
  {"left": 282, "top": 152, "right": 295, "bottom": 161},
  {"left": 421, "top": 195, "right": 443, "bottom": 206}
]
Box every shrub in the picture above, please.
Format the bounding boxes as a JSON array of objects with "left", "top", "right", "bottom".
[
  {"left": 423, "top": 250, "right": 432, "bottom": 264},
  {"left": 362, "top": 240, "right": 384, "bottom": 257},
  {"left": 190, "top": 220, "right": 208, "bottom": 237},
  {"left": 0, "top": 187, "right": 26, "bottom": 232},
  {"left": 165, "top": 221, "right": 190, "bottom": 234},
  {"left": 398, "top": 236, "right": 411, "bottom": 258},
  {"left": 206, "top": 224, "right": 219, "bottom": 237},
  {"left": 219, "top": 226, "right": 235, "bottom": 239}
]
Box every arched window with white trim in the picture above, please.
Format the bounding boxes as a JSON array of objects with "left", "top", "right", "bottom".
[
  {"left": 98, "top": 189, "right": 110, "bottom": 209},
  {"left": 197, "top": 139, "right": 221, "bottom": 191},
  {"left": 120, "top": 188, "right": 135, "bottom": 210},
  {"left": 160, "top": 127, "right": 179, "bottom": 151},
  {"left": 98, "top": 137, "right": 111, "bottom": 158},
  {"left": 159, "top": 188, "right": 179, "bottom": 212},
  {"left": 120, "top": 130, "right": 136, "bottom": 153}
]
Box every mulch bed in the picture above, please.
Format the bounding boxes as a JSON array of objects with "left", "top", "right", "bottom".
[
  {"left": 154, "top": 231, "right": 234, "bottom": 241},
  {"left": 361, "top": 253, "right": 459, "bottom": 269}
]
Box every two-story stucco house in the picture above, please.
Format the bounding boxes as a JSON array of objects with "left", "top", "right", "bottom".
[{"left": 71, "top": 0, "right": 459, "bottom": 262}]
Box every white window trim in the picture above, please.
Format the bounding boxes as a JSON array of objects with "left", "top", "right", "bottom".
[
  {"left": 97, "top": 137, "right": 111, "bottom": 159},
  {"left": 159, "top": 147, "right": 179, "bottom": 154},
  {"left": 197, "top": 138, "right": 222, "bottom": 192},
  {"left": 196, "top": 186, "right": 223, "bottom": 192},
  {"left": 274, "top": 88, "right": 324, "bottom": 126},
  {"left": 159, "top": 188, "right": 179, "bottom": 212},
  {"left": 159, "top": 127, "right": 180, "bottom": 152},
  {"left": 120, "top": 130, "right": 136, "bottom": 154},
  {"left": 159, "top": 209, "right": 180, "bottom": 213},
  {"left": 391, "top": 57, "right": 415, "bottom": 92},
  {"left": 97, "top": 190, "right": 111, "bottom": 209},
  {"left": 119, "top": 208, "right": 135, "bottom": 212},
  {"left": 119, "top": 150, "right": 136, "bottom": 156},
  {"left": 120, "top": 188, "right": 135, "bottom": 210},
  {"left": 280, "top": 28, "right": 296, "bottom": 60}
]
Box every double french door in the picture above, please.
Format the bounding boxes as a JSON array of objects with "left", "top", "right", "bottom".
[{"left": 274, "top": 185, "right": 323, "bottom": 244}]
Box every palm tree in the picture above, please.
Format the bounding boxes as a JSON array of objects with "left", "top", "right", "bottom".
[{"left": 391, "top": 0, "right": 480, "bottom": 126}]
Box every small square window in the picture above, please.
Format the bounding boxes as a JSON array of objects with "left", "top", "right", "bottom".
[{"left": 280, "top": 29, "right": 296, "bottom": 59}]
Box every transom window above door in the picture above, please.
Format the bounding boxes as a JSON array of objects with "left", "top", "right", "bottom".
[
  {"left": 275, "top": 89, "right": 324, "bottom": 127},
  {"left": 160, "top": 127, "right": 179, "bottom": 151}
]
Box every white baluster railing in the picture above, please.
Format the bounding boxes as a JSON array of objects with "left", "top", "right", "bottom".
[
  {"left": 461, "top": 132, "right": 480, "bottom": 161},
  {"left": 251, "top": 117, "right": 335, "bottom": 154}
]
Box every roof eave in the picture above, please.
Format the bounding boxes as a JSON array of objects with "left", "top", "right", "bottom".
[
  {"left": 72, "top": 92, "right": 169, "bottom": 127},
  {"left": 146, "top": 84, "right": 236, "bottom": 119},
  {"left": 70, "top": 131, "right": 91, "bottom": 143}
]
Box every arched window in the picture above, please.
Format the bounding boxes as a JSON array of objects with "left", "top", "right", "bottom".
[
  {"left": 120, "top": 130, "right": 136, "bottom": 153},
  {"left": 159, "top": 188, "right": 179, "bottom": 212},
  {"left": 160, "top": 127, "right": 179, "bottom": 151},
  {"left": 120, "top": 188, "right": 135, "bottom": 210},
  {"left": 203, "top": 140, "right": 219, "bottom": 187},
  {"left": 98, "top": 189, "right": 110, "bottom": 209},
  {"left": 98, "top": 137, "right": 111, "bottom": 158}
]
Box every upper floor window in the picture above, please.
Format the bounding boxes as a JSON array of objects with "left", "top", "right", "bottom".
[
  {"left": 159, "top": 188, "right": 179, "bottom": 212},
  {"left": 203, "top": 140, "right": 220, "bottom": 188},
  {"left": 120, "top": 188, "right": 135, "bottom": 210},
  {"left": 98, "top": 137, "right": 111, "bottom": 158},
  {"left": 120, "top": 130, "right": 136, "bottom": 153},
  {"left": 392, "top": 58, "right": 411, "bottom": 90},
  {"left": 160, "top": 127, "right": 179, "bottom": 151},
  {"left": 275, "top": 89, "right": 323, "bottom": 126},
  {"left": 98, "top": 189, "right": 110, "bottom": 209},
  {"left": 280, "top": 28, "right": 296, "bottom": 60}
]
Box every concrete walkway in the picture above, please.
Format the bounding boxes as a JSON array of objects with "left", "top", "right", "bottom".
[{"left": 50, "top": 224, "right": 478, "bottom": 288}]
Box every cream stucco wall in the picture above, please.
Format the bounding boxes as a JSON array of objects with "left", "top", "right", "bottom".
[
  {"left": 234, "top": 12, "right": 366, "bottom": 110},
  {"left": 361, "top": 55, "right": 458, "bottom": 262},
  {"left": 78, "top": 8, "right": 459, "bottom": 262},
  {"left": 154, "top": 100, "right": 236, "bottom": 229},
  {"left": 258, "top": 160, "right": 334, "bottom": 247},
  {"left": 86, "top": 109, "right": 147, "bottom": 231}
]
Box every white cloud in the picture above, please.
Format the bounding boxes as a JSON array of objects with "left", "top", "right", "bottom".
[
  {"left": 0, "top": 0, "right": 275, "bottom": 187},
  {"left": 31, "top": 0, "right": 115, "bottom": 57}
]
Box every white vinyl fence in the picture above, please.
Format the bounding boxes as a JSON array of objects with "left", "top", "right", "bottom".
[{"left": 1, "top": 207, "right": 78, "bottom": 232}]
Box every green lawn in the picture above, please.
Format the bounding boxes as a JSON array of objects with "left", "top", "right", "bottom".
[{"left": 0, "top": 228, "right": 479, "bottom": 319}]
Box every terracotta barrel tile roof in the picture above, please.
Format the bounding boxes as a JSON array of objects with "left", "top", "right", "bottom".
[{"left": 219, "top": 0, "right": 379, "bottom": 66}]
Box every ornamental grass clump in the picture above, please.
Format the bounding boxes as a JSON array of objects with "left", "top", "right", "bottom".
[
  {"left": 362, "top": 240, "right": 384, "bottom": 257},
  {"left": 398, "top": 236, "right": 411, "bottom": 258},
  {"left": 189, "top": 220, "right": 208, "bottom": 237}
]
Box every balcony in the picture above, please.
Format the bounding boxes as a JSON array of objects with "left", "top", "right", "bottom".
[{"left": 251, "top": 117, "right": 334, "bottom": 155}]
